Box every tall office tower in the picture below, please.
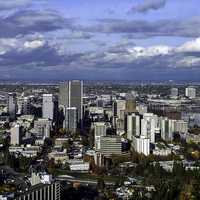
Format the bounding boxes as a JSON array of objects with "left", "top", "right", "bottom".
[
  {"left": 171, "top": 88, "right": 179, "bottom": 98},
  {"left": 141, "top": 113, "right": 158, "bottom": 143},
  {"left": 42, "top": 94, "right": 54, "bottom": 120},
  {"left": 21, "top": 97, "right": 31, "bottom": 115},
  {"left": 132, "top": 136, "right": 150, "bottom": 156},
  {"left": 8, "top": 93, "right": 17, "bottom": 120},
  {"left": 64, "top": 107, "right": 77, "bottom": 132},
  {"left": 160, "top": 117, "right": 173, "bottom": 141},
  {"left": 127, "top": 113, "right": 141, "bottom": 140},
  {"left": 59, "top": 80, "right": 83, "bottom": 125},
  {"left": 112, "top": 100, "right": 126, "bottom": 119},
  {"left": 185, "top": 87, "right": 196, "bottom": 99},
  {"left": 93, "top": 122, "right": 107, "bottom": 150},
  {"left": 10, "top": 124, "right": 23, "bottom": 145}
]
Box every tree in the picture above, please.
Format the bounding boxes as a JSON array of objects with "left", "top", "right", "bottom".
[{"left": 97, "top": 177, "right": 105, "bottom": 191}]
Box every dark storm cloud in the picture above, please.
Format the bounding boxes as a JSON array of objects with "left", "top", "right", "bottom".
[
  {"left": 0, "top": 10, "right": 75, "bottom": 38},
  {"left": 130, "top": 0, "right": 167, "bottom": 13},
  {"left": 0, "top": 39, "right": 85, "bottom": 70}
]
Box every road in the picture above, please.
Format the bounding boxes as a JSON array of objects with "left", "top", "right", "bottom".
[{"left": 56, "top": 175, "right": 115, "bottom": 186}]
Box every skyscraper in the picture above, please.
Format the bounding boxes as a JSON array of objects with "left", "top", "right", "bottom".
[
  {"left": 127, "top": 113, "right": 141, "bottom": 140},
  {"left": 42, "top": 94, "right": 54, "bottom": 120},
  {"left": 112, "top": 100, "right": 126, "bottom": 118},
  {"left": 59, "top": 80, "right": 83, "bottom": 127},
  {"left": 64, "top": 107, "right": 77, "bottom": 132},
  {"left": 8, "top": 93, "right": 17, "bottom": 120},
  {"left": 94, "top": 122, "right": 107, "bottom": 150},
  {"left": 10, "top": 124, "right": 23, "bottom": 145}
]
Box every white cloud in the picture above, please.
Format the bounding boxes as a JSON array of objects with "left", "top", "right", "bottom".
[
  {"left": 24, "top": 40, "right": 45, "bottom": 49},
  {"left": 176, "top": 38, "right": 200, "bottom": 52}
]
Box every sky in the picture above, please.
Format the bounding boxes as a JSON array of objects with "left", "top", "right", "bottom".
[{"left": 0, "top": 0, "right": 200, "bottom": 81}]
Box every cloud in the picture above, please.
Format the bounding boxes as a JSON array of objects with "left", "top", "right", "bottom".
[
  {"left": 0, "top": 10, "right": 75, "bottom": 38},
  {"left": 1, "top": 32, "right": 200, "bottom": 80},
  {"left": 0, "top": 0, "right": 31, "bottom": 10},
  {"left": 130, "top": 0, "right": 167, "bottom": 13},
  {"left": 176, "top": 38, "right": 200, "bottom": 53},
  {"left": 0, "top": 0, "right": 47, "bottom": 10},
  {"left": 82, "top": 17, "right": 200, "bottom": 38}
]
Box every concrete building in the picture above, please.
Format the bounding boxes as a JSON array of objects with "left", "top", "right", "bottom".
[
  {"left": 59, "top": 80, "right": 83, "bottom": 125},
  {"left": 17, "top": 97, "right": 31, "bottom": 115},
  {"left": 174, "top": 120, "right": 188, "bottom": 134},
  {"left": 8, "top": 93, "right": 17, "bottom": 120},
  {"left": 98, "top": 136, "right": 122, "bottom": 156},
  {"left": 10, "top": 124, "right": 23, "bottom": 145},
  {"left": 160, "top": 117, "right": 188, "bottom": 141},
  {"left": 141, "top": 113, "right": 158, "bottom": 143},
  {"left": 34, "top": 118, "right": 52, "bottom": 138},
  {"left": 42, "top": 94, "right": 54, "bottom": 120},
  {"left": 69, "top": 160, "right": 90, "bottom": 171},
  {"left": 9, "top": 145, "right": 41, "bottom": 158},
  {"left": 48, "top": 149, "right": 69, "bottom": 164},
  {"left": 93, "top": 122, "right": 107, "bottom": 150},
  {"left": 94, "top": 122, "right": 107, "bottom": 137},
  {"left": 160, "top": 117, "right": 173, "bottom": 141},
  {"left": 132, "top": 136, "right": 150, "bottom": 156},
  {"left": 16, "top": 181, "right": 60, "bottom": 200},
  {"left": 171, "top": 88, "right": 178, "bottom": 98},
  {"left": 127, "top": 113, "right": 141, "bottom": 140},
  {"left": 63, "top": 107, "right": 77, "bottom": 132},
  {"left": 125, "top": 99, "right": 136, "bottom": 113},
  {"left": 136, "top": 104, "right": 148, "bottom": 115},
  {"left": 185, "top": 87, "right": 196, "bottom": 99},
  {"left": 113, "top": 100, "right": 126, "bottom": 119}
]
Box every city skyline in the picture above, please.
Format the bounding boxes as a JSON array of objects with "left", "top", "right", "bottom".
[{"left": 0, "top": 0, "right": 200, "bottom": 81}]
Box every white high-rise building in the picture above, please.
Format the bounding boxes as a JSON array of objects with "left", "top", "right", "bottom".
[
  {"left": 141, "top": 113, "right": 158, "bottom": 143},
  {"left": 42, "top": 94, "right": 54, "bottom": 120},
  {"left": 159, "top": 117, "right": 188, "bottom": 141},
  {"left": 93, "top": 122, "right": 107, "bottom": 150},
  {"left": 127, "top": 113, "right": 141, "bottom": 140},
  {"left": 10, "top": 124, "right": 22, "bottom": 145},
  {"left": 132, "top": 136, "right": 150, "bottom": 156},
  {"left": 185, "top": 87, "right": 196, "bottom": 99}
]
